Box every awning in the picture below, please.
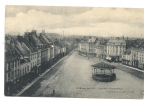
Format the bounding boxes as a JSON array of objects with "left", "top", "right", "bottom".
[
  {"left": 106, "top": 57, "right": 109, "bottom": 60},
  {"left": 108, "top": 57, "right": 111, "bottom": 60},
  {"left": 106, "top": 57, "right": 112, "bottom": 60}
]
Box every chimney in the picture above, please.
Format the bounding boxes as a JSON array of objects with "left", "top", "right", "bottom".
[
  {"left": 32, "top": 29, "right": 37, "bottom": 35},
  {"left": 127, "top": 36, "right": 128, "bottom": 40},
  {"left": 122, "top": 36, "right": 124, "bottom": 39},
  {"left": 42, "top": 30, "right": 45, "bottom": 34}
]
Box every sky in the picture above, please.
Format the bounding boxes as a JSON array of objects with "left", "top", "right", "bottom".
[{"left": 5, "top": 6, "right": 144, "bottom": 37}]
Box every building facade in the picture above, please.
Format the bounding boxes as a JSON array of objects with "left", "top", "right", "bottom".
[
  {"left": 106, "top": 37, "right": 126, "bottom": 62},
  {"left": 5, "top": 44, "right": 21, "bottom": 96},
  {"left": 79, "top": 40, "right": 89, "bottom": 57},
  {"left": 138, "top": 50, "right": 144, "bottom": 69},
  {"left": 131, "top": 49, "right": 139, "bottom": 68},
  {"left": 122, "top": 49, "right": 132, "bottom": 66}
]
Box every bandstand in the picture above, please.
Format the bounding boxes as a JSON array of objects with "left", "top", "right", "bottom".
[{"left": 91, "top": 62, "right": 116, "bottom": 82}]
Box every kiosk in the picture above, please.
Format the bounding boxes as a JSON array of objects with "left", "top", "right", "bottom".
[{"left": 91, "top": 62, "right": 116, "bottom": 82}]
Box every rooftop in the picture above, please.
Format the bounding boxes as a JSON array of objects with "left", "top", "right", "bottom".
[
  {"left": 79, "top": 40, "right": 88, "bottom": 44},
  {"left": 91, "top": 62, "right": 116, "bottom": 69},
  {"left": 39, "top": 33, "right": 51, "bottom": 44},
  {"left": 107, "top": 37, "right": 126, "bottom": 45},
  {"left": 5, "top": 44, "right": 21, "bottom": 62},
  {"left": 17, "top": 36, "right": 37, "bottom": 53},
  {"left": 123, "top": 49, "right": 131, "bottom": 55}
]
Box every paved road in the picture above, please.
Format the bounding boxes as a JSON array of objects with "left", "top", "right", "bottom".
[{"left": 20, "top": 51, "right": 144, "bottom": 99}]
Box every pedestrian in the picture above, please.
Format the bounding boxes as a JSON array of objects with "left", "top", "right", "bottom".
[{"left": 53, "top": 89, "right": 55, "bottom": 95}]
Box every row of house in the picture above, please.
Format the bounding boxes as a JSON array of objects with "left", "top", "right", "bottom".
[
  {"left": 5, "top": 30, "right": 77, "bottom": 96},
  {"left": 78, "top": 36, "right": 144, "bottom": 70},
  {"left": 122, "top": 48, "right": 144, "bottom": 69}
]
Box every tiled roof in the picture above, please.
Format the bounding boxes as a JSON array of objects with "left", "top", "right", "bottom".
[
  {"left": 32, "top": 34, "right": 42, "bottom": 44},
  {"left": 100, "top": 39, "right": 108, "bottom": 45},
  {"left": 123, "top": 49, "right": 131, "bottom": 55},
  {"left": 95, "top": 41, "right": 100, "bottom": 46},
  {"left": 63, "top": 40, "right": 71, "bottom": 46},
  {"left": 132, "top": 39, "right": 144, "bottom": 49},
  {"left": 5, "top": 44, "right": 21, "bottom": 62},
  {"left": 39, "top": 34, "right": 50, "bottom": 44},
  {"left": 88, "top": 37, "right": 95, "bottom": 43},
  {"left": 54, "top": 39, "right": 65, "bottom": 47},
  {"left": 131, "top": 48, "right": 140, "bottom": 51},
  {"left": 17, "top": 36, "right": 37, "bottom": 53},
  {"left": 139, "top": 50, "right": 144, "bottom": 53},
  {"left": 125, "top": 40, "right": 136, "bottom": 49},
  {"left": 107, "top": 38, "right": 126, "bottom": 45},
  {"left": 43, "top": 34, "right": 52, "bottom": 43},
  {"left": 79, "top": 40, "right": 88, "bottom": 43},
  {"left": 15, "top": 41, "right": 30, "bottom": 57}
]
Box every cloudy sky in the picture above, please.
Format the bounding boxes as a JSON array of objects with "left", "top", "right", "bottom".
[{"left": 5, "top": 6, "right": 144, "bottom": 37}]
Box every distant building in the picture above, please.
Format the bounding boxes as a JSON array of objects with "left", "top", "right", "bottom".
[
  {"left": 106, "top": 37, "right": 126, "bottom": 62},
  {"left": 88, "top": 37, "right": 96, "bottom": 57},
  {"left": 79, "top": 40, "right": 89, "bottom": 57},
  {"left": 138, "top": 50, "right": 144, "bottom": 69},
  {"left": 95, "top": 39, "right": 107, "bottom": 59},
  {"left": 39, "top": 30, "right": 54, "bottom": 68},
  {"left": 79, "top": 37, "right": 108, "bottom": 58},
  {"left": 53, "top": 40, "right": 61, "bottom": 62},
  {"left": 122, "top": 48, "right": 144, "bottom": 69},
  {"left": 131, "top": 48, "right": 139, "bottom": 68},
  {"left": 24, "top": 31, "right": 42, "bottom": 73},
  {"left": 122, "top": 49, "right": 132, "bottom": 66},
  {"left": 17, "top": 35, "right": 39, "bottom": 77}
]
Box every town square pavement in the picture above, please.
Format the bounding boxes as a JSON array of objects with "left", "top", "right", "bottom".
[{"left": 20, "top": 51, "right": 144, "bottom": 99}]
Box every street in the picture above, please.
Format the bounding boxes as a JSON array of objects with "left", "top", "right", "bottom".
[{"left": 21, "top": 51, "right": 144, "bottom": 99}]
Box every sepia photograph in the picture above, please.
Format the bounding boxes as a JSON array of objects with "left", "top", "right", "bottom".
[{"left": 4, "top": 5, "right": 144, "bottom": 99}]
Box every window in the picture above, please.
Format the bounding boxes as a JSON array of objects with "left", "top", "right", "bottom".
[
  {"left": 7, "top": 63, "right": 9, "bottom": 71},
  {"left": 18, "top": 69, "right": 19, "bottom": 76},
  {"left": 25, "top": 67, "right": 26, "bottom": 73},
  {"left": 18, "top": 60, "right": 19, "bottom": 66},
  {"left": 14, "top": 61, "right": 15, "bottom": 68},
  {"left": 23, "top": 69, "right": 24, "bottom": 75},
  {"left": 15, "top": 70, "right": 17, "bottom": 77},
  {"left": 8, "top": 73, "right": 10, "bottom": 81},
  {"left": 27, "top": 66, "right": 29, "bottom": 72},
  {"left": 19, "top": 70, "right": 21, "bottom": 76},
  {"left": 10, "top": 62, "right": 13, "bottom": 68},
  {"left": 11, "top": 71, "right": 14, "bottom": 79},
  {"left": 8, "top": 73, "right": 10, "bottom": 80}
]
